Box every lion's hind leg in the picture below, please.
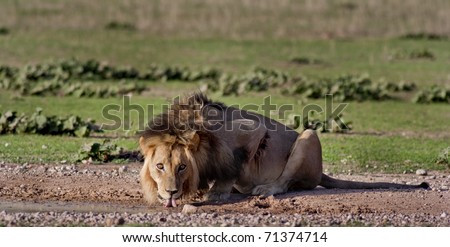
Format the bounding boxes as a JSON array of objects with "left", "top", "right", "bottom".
[{"left": 252, "top": 129, "right": 323, "bottom": 197}]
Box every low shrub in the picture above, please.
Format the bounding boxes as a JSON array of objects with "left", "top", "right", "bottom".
[{"left": 0, "top": 108, "right": 101, "bottom": 137}]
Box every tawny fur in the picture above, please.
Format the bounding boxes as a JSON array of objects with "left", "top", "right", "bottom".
[{"left": 139, "top": 92, "right": 429, "bottom": 206}]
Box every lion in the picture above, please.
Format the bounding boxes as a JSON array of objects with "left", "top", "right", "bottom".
[{"left": 139, "top": 92, "right": 429, "bottom": 207}]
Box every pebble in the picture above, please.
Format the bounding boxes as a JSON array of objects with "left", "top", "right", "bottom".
[
  {"left": 416, "top": 169, "right": 427, "bottom": 176},
  {"left": 37, "top": 166, "right": 47, "bottom": 173},
  {"left": 182, "top": 204, "right": 198, "bottom": 214},
  {"left": 119, "top": 166, "right": 128, "bottom": 173},
  {"left": 0, "top": 211, "right": 444, "bottom": 227},
  {"left": 116, "top": 217, "right": 125, "bottom": 225}
]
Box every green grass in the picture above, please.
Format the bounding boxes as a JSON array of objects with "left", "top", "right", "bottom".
[
  {"left": 0, "top": 135, "right": 138, "bottom": 164},
  {"left": 321, "top": 134, "right": 449, "bottom": 173},
  {"left": 1, "top": 93, "right": 449, "bottom": 171},
  {"left": 2, "top": 92, "right": 449, "bottom": 134}
]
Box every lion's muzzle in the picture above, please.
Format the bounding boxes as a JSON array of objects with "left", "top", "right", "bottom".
[{"left": 158, "top": 192, "right": 180, "bottom": 208}]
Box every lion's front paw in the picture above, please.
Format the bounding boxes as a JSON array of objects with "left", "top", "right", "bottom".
[
  {"left": 252, "top": 184, "right": 286, "bottom": 198},
  {"left": 204, "top": 191, "right": 230, "bottom": 202}
]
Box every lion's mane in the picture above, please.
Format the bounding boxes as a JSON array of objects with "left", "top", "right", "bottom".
[{"left": 139, "top": 93, "right": 245, "bottom": 203}]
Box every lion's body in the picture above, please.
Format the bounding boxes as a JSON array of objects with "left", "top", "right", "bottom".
[{"left": 139, "top": 93, "right": 428, "bottom": 207}]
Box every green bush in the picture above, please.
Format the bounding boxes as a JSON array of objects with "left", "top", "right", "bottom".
[
  {"left": 0, "top": 108, "right": 100, "bottom": 137},
  {"left": 0, "top": 59, "right": 224, "bottom": 97},
  {"left": 413, "top": 86, "right": 450, "bottom": 104},
  {"left": 389, "top": 48, "right": 435, "bottom": 60},
  {"left": 399, "top": 33, "right": 447, "bottom": 41},
  {"left": 0, "top": 27, "right": 9, "bottom": 35},
  {"left": 105, "top": 21, "right": 136, "bottom": 31},
  {"left": 289, "top": 74, "right": 415, "bottom": 101},
  {"left": 284, "top": 113, "right": 352, "bottom": 133},
  {"left": 206, "top": 69, "right": 416, "bottom": 101},
  {"left": 290, "top": 57, "right": 325, "bottom": 65},
  {"left": 206, "top": 67, "right": 289, "bottom": 96},
  {"left": 78, "top": 140, "right": 121, "bottom": 162},
  {"left": 0, "top": 59, "right": 420, "bottom": 101},
  {"left": 435, "top": 147, "right": 450, "bottom": 168},
  {"left": 78, "top": 139, "right": 143, "bottom": 163}
]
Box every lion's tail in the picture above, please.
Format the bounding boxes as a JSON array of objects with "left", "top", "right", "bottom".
[{"left": 319, "top": 174, "right": 429, "bottom": 190}]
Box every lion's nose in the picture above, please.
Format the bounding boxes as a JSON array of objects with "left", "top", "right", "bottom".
[{"left": 165, "top": 189, "right": 178, "bottom": 196}]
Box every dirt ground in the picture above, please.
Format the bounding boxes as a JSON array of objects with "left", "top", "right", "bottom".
[{"left": 0, "top": 162, "right": 449, "bottom": 226}]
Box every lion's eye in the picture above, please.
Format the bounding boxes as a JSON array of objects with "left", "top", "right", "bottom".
[
  {"left": 156, "top": 163, "right": 164, "bottom": 170},
  {"left": 178, "top": 164, "right": 186, "bottom": 172}
]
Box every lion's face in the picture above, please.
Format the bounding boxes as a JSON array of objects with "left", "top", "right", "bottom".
[{"left": 144, "top": 144, "right": 197, "bottom": 207}]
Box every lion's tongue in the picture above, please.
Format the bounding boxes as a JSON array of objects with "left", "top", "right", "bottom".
[{"left": 164, "top": 198, "right": 177, "bottom": 208}]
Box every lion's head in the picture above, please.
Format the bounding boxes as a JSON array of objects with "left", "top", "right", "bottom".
[
  {"left": 139, "top": 131, "right": 201, "bottom": 207},
  {"left": 139, "top": 93, "right": 239, "bottom": 207}
]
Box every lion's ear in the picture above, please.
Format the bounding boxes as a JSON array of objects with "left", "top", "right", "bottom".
[
  {"left": 139, "top": 136, "right": 154, "bottom": 156},
  {"left": 181, "top": 131, "right": 200, "bottom": 151},
  {"left": 189, "top": 132, "right": 200, "bottom": 151}
]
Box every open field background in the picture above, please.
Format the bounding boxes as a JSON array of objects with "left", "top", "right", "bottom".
[
  {"left": 0, "top": 0, "right": 449, "bottom": 226},
  {"left": 1, "top": 0, "right": 449, "bottom": 173},
  {"left": 1, "top": 0, "right": 450, "bottom": 39}
]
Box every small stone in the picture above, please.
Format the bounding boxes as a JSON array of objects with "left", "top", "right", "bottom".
[
  {"left": 41, "top": 145, "right": 48, "bottom": 149},
  {"left": 415, "top": 169, "right": 427, "bottom": 176},
  {"left": 119, "top": 166, "right": 128, "bottom": 173},
  {"left": 440, "top": 186, "right": 448, "bottom": 191},
  {"left": 36, "top": 166, "right": 47, "bottom": 173},
  {"left": 441, "top": 212, "right": 448, "bottom": 218},
  {"left": 81, "top": 160, "right": 88, "bottom": 164},
  {"left": 182, "top": 204, "right": 198, "bottom": 214},
  {"left": 60, "top": 160, "right": 67, "bottom": 164},
  {"left": 115, "top": 217, "right": 125, "bottom": 225}
]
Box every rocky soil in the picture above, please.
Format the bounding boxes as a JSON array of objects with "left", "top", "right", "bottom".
[{"left": 0, "top": 162, "right": 449, "bottom": 226}]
